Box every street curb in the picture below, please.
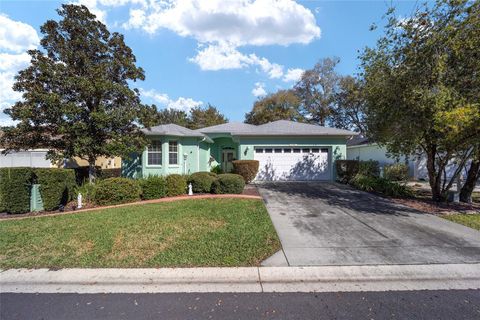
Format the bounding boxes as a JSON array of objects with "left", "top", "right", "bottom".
[{"left": 2, "top": 264, "right": 480, "bottom": 293}]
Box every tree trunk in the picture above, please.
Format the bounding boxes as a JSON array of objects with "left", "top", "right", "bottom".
[
  {"left": 460, "top": 156, "right": 480, "bottom": 203},
  {"left": 88, "top": 158, "right": 96, "bottom": 184},
  {"left": 425, "top": 145, "right": 444, "bottom": 201}
]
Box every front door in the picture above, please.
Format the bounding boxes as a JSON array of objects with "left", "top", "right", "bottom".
[{"left": 222, "top": 150, "right": 235, "bottom": 172}]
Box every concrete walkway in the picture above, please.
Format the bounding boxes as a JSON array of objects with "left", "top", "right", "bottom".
[
  {"left": 258, "top": 182, "right": 480, "bottom": 266},
  {"left": 1, "top": 264, "right": 480, "bottom": 293}
]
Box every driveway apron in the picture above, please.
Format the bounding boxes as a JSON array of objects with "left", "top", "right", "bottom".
[{"left": 258, "top": 182, "right": 480, "bottom": 266}]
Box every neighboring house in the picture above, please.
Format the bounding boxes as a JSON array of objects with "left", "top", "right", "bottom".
[
  {"left": 347, "top": 136, "right": 468, "bottom": 180},
  {"left": 122, "top": 120, "right": 356, "bottom": 181},
  {"left": 0, "top": 149, "right": 53, "bottom": 168}
]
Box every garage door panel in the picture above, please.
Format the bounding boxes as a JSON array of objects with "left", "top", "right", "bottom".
[{"left": 255, "top": 147, "right": 330, "bottom": 181}]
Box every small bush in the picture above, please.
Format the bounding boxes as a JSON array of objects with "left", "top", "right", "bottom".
[
  {"left": 93, "top": 177, "right": 141, "bottom": 206},
  {"left": 166, "top": 174, "right": 187, "bottom": 197},
  {"left": 188, "top": 172, "right": 217, "bottom": 193},
  {"left": 211, "top": 174, "right": 245, "bottom": 194},
  {"left": 0, "top": 167, "right": 33, "bottom": 214},
  {"left": 384, "top": 163, "right": 409, "bottom": 181},
  {"left": 358, "top": 160, "right": 380, "bottom": 177},
  {"left": 232, "top": 160, "right": 259, "bottom": 184},
  {"left": 210, "top": 165, "right": 223, "bottom": 174},
  {"left": 350, "top": 174, "right": 413, "bottom": 198},
  {"left": 74, "top": 182, "right": 96, "bottom": 204},
  {"left": 34, "top": 168, "right": 76, "bottom": 211},
  {"left": 335, "top": 160, "right": 359, "bottom": 183},
  {"left": 139, "top": 175, "right": 166, "bottom": 200}
]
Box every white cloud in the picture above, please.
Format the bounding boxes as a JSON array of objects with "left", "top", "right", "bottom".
[
  {"left": 140, "top": 88, "right": 202, "bottom": 112},
  {"left": 283, "top": 68, "right": 304, "bottom": 82},
  {"left": 123, "top": 0, "right": 320, "bottom": 46},
  {"left": 252, "top": 82, "right": 267, "bottom": 97},
  {"left": 74, "top": 0, "right": 108, "bottom": 24},
  {"left": 0, "top": 14, "right": 40, "bottom": 53},
  {"left": 0, "top": 16, "right": 39, "bottom": 115},
  {"left": 0, "top": 117, "right": 17, "bottom": 127}
]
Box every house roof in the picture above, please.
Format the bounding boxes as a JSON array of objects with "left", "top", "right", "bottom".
[
  {"left": 346, "top": 135, "right": 371, "bottom": 146},
  {"left": 142, "top": 124, "right": 213, "bottom": 143},
  {"left": 197, "top": 120, "right": 357, "bottom": 136}
]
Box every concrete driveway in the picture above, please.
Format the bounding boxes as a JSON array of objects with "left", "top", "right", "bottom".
[{"left": 258, "top": 182, "right": 480, "bottom": 266}]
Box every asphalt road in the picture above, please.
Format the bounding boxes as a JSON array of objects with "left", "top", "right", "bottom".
[{"left": 1, "top": 290, "right": 479, "bottom": 320}]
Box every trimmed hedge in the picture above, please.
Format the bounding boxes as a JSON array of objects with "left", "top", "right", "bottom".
[
  {"left": 139, "top": 175, "right": 167, "bottom": 200},
  {"left": 0, "top": 168, "right": 32, "bottom": 214},
  {"left": 335, "top": 160, "right": 359, "bottom": 183},
  {"left": 358, "top": 160, "right": 380, "bottom": 177},
  {"left": 188, "top": 172, "right": 217, "bottom": 193},
  {"left": 384, "top": 163, "right": 409, "bottom": 181},
  {"left": 74, "top": 167, "right": 122, "bottom": 185},
  {"left": 211, "top": 174, "right": 245, "bottom": 194},
  {"left": 93, "top": 177, "right": 142, "bottom": 206},
  {"left": 232, "top": 160, "right": 259, "bottom": 184},
  {"left": 34, "top": 168, "right": 76, "bottom": 211},
  {"left": 350, "top": 174, "right": 414, "bottom": 198},
  {"left": 166, "top": 174, "right": 187, "bottom": 197}
]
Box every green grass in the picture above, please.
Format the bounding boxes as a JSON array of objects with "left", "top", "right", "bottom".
[
  {"left": 443, "top": 214, "right": 480, "bottom": 231},
  {"left": 0, "top": 199, "right": 280, "bottom": 269}
]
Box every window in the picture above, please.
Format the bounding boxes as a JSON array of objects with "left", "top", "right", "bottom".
[
  {"left": 147, "top": 140, "right": 162, "bottom": 165},
  {"left": 321, "top": 148, "right": 329, "bottom": 153},
  {"left": 265, "top": 148, "right": 273, "bottom": 153},
  {"left": 274, "top": 148, "right": 282, "bottom": 153},
  {"left": 293, "top": 148, "right": 301, "bottom": 153},
  {"left": 255, "top": 148, "right": 264, "bottom": 153},
  {"left": 169, "top": 141, "right": 178, "bottom": 165},
  {"left": 311, "top": 148, "right": 320, "bottom": 153},
  {"left": 283, "top": 148, "right": 291, "bottom": 153},
  {"left": 302, "top": 148, "right": 310, "bottom": 153}
]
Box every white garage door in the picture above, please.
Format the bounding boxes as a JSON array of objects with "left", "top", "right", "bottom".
[{"left": 254, "top": 147, "right": 330, "bottom": 181}]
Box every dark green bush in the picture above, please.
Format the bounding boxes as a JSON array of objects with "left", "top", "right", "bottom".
[
  {"left": 74, "top": 167, "right": 122, "bottom": 185},
  {"left": 166, "top": 174, "right": 187, "bottom": 197},
  {"left": 211, "top": 174, "right": 245, "bottom": 194},
  {"left": 74, "top": 182, "right": 96, "bottom": 204},
  {"left": 384, "top": 163, "right": 409, "bottom": 181},
  {"left": 93, "top": 177, "right": 141, "bottom": 206},
  {"left": 188, "top": 172, "right": 217, "bottom": 193},
  {"left": 139, "top": 175, "right": 166, "bottom": 200},
  {"left": 350, "top": 174, "right": 413, "bottom": 198},
  {"left": 358, "top": 160, "right": 380, "bottom": 177},
  {"left": 232, "top": 160, "right": 259, "bottom": 183},
  {"left": 0, "top": 167, "right": 33, "bottom": 214},
  {"left": 335, "top": 160, "right": 359, "bottom": 183},
  {"left": 33, "top": 168, "right": 76, "bottom": 211},
  {"left": 210, "top": 165, "right": 223, "bottom": 174}
]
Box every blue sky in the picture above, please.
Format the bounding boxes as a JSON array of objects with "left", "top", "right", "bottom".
[{"left": 0, "top": 0, "right": 424, "bottom": 125}]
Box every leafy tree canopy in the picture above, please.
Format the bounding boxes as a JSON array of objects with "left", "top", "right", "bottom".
[
  {"left": 244, "top": 90, "right": 303, "bottom": 125},
  {"left": 0, "top": 4, "right": 154, "bottom": 181},
  {"left": 188, "top": 104, "right": 228, "bottom": 129},
  {"left": 360, "top": 0, "right": 480, "bottom": 200}
]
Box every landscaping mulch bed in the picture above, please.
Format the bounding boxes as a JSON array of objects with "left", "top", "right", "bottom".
[
  {"left": 242, "top": 184, "right": 260, "bottom": 196},
  {"left": 392, "top": 197, "right": 480, "bottom": 215}
]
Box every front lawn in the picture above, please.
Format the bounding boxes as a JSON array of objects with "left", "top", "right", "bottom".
[
  {"left": 442, "top": 214, "right": 480, "bottom": 231},
  {"left": 0, "top": 199, "right": 280, "bottom": 269}
]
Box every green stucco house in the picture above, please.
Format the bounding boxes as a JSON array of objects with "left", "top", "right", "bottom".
[{"left": 122, "top": 120, "right": 356, "bottom": 181}]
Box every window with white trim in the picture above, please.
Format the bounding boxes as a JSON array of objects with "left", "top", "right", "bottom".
[
  {"left": 169, "top": 141, "right": 178, "bottom": 165},
  {"left": 147, "top": 141, "right": 162, "bottom": 165}
]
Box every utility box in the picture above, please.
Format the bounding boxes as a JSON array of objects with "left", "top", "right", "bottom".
[{"left": 30, "top": 184, "right": 44, "bottom": 212}]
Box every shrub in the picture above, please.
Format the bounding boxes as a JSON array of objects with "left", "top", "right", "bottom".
[
  {"left": 232, "top": 160, "right": 259, "bottom": 184},
  {"left": 188, "top": 172, "right": 217, "bottom": 193},
  {"left": 384, "top": 163, "right": 409, "bottom": 181},
  {"left": 350, "top": 174, "right": 413, "bottom": 198},
  {"left": 93, "top": 177, "right": 141, "bottom": 206},
  {"left": 33, "top": 168, "right": 76, "bottom": 211},
  {"left": 74, "top": 167, "right": 122, "bottom": 185},
  {"left": 358, "top": 160, "right": 380, "bottom": 177},
  {"left": 0, "top": 168, "right": 33, "bottom": 214},
  {"left": 139, "top": 175, "right": 166, "bottom": 200},
  {"left": 74, "top": 182, "right": 96, "bottom": 204},
  {"left": 210, "top": 165, "right": 223, "bottom": 174},
  {"left": 335, "top": 160, "right": 359, "bottom": 183},
  {"left": 211, "top": 174, "right": 245, "bottom": 194},
  {"left": 166, "top": 174, "right": 187, "bottom": 197}
]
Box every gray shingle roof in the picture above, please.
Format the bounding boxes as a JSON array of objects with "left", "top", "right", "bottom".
[
  {"left": 142, "top": 124, "right": 213, "bottom": 142},
  {"left": 197, "top": 120, "right": 357, "bottom": 136},
  {"left": 346, "top": 135, "right": 371, "bottom": 146}
]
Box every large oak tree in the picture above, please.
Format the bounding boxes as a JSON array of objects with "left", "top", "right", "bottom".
[{"left": 1, "top": 5, "right": 153, "bottom": 182}]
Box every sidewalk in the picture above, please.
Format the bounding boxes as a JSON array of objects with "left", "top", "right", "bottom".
[{"left": 2, "top": 264, "right": 480, "bottom": 293}]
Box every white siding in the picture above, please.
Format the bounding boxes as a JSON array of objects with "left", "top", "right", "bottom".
[{"left": 0, "top": 150, "right": 52, "bottom": 168}]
